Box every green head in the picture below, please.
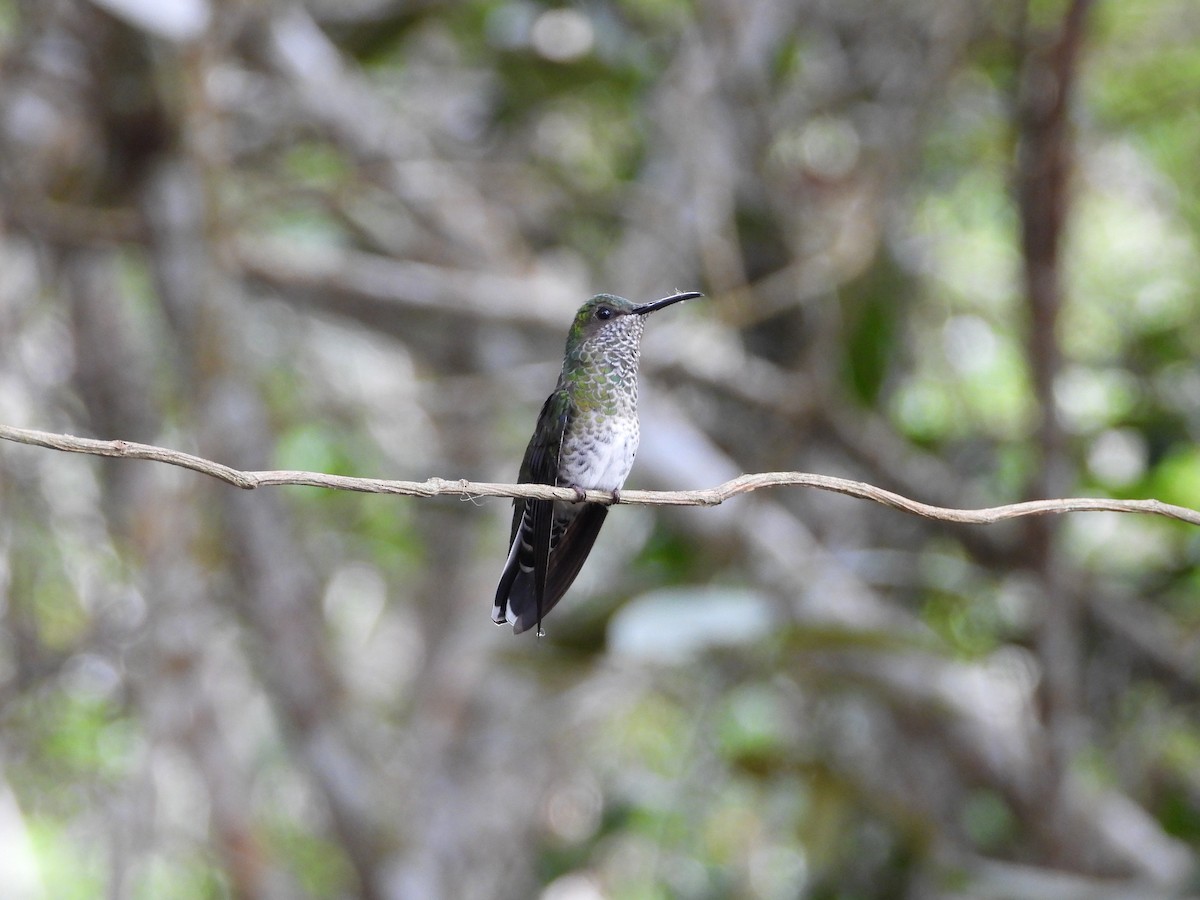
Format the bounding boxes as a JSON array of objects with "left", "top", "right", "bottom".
[{"left": 564, "top": 291, "right": 703, "bottom": 353}]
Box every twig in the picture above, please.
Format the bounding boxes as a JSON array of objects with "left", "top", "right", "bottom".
[{"left": 2, "top": 423, "right": 1198, "bottom": 526}]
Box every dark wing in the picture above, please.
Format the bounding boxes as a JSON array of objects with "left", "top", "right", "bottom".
[
  {"left": 493, "top": 390, "right": 571, "bottom": 632},
  {"left": 542, "top": 503, "right": 608, "bottom": 609},
  {"left": 507, "top": 391, "right": 571, "bottom": 543}
]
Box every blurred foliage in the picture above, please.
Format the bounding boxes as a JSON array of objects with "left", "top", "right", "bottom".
[{"left": 1, "top": 0, "right": 1200, "bottom": 898}]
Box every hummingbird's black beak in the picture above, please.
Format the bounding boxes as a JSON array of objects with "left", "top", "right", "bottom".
[{"left": 632, "top": 291, "right": 703, "bottom": 315}]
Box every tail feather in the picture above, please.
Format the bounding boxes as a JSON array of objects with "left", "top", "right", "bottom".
[{"left": 493, "top": 502, "right": 608, "bottom": 634}]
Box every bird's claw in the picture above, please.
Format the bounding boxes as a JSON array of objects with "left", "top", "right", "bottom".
[{"left": 567, "top": 485, "right": 621, "bottom": 505}]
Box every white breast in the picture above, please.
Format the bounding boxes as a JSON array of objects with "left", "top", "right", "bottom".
[{"left": 559, "top": 414, "right": 640, "bottom": 492}]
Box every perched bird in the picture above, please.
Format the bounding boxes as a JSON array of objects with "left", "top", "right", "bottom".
[{"left": 493, "top": 291, "right": 703, "bottom": 635}]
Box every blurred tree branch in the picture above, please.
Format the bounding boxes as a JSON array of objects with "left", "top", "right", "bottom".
[
  {"left": 1013, "top": 0, "right": 1096, "bottom": 867},
  {"left": 4, "top": 423, "right": 1198, "bottom": 526}
]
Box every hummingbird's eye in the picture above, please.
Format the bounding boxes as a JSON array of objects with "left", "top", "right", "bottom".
[{"left": 596, "top": 307, "right": 614, "bottom": 320}]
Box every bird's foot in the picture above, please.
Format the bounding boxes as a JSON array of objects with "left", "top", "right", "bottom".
[{"left": 566, "top": 485, "right": 621, "bottom": 505}]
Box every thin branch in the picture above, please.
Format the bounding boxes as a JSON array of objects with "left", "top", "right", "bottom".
[{"left": 3, "top": 423, "right": 1198, "bottom": 526}]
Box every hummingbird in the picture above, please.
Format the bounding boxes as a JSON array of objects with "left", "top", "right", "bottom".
[{"left": 493, "top": 290, "right": 703, "bottom": 635}]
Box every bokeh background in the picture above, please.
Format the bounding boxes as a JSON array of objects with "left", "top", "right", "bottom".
[{"left": 2, "top": 0, "right": 1200, "bottom": 897}]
